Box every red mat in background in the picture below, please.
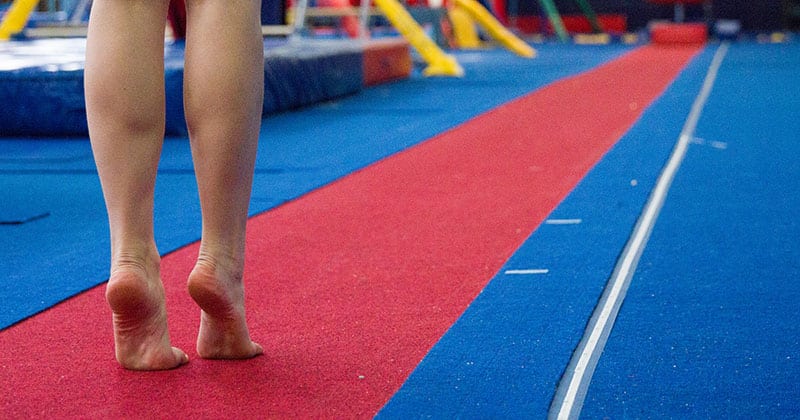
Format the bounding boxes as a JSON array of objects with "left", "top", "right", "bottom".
[{"left": 0, "top": 45, "right": 700, "bottom": 418}]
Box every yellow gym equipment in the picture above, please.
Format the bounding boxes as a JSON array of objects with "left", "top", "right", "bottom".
[
  {"left": 0, "top": 0, "right": 39, "bottom": 41},
  {"left": 448, "top": 5, "right": 481, "bottom": 49},
  {"left": 451, "top": 0, "right": 536, "bottom": 58},
  {"left": 372, "top": 0, "right": 464, "bottom": 76}
]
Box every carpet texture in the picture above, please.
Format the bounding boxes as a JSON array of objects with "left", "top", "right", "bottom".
[{"left": 0, "top": 44, "right": 700, "bottom": 417}]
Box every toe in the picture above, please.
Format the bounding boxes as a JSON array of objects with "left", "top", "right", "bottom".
[
  {"left": 251, "top": 342, "right": 264, "bottom": 357},
  {"left": 173, "top": 347, "right": 190, "bottom": 366}
]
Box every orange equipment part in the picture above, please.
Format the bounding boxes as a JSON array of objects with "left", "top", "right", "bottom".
[
  {"left": 647, "top": 0, "right": 709, "bottom": 45},
  {"left": 650, "top": 22, "right": 707, "bottom": 44},
  {"left": 318, "top": 0, "right": 361, "bottom": 38}
]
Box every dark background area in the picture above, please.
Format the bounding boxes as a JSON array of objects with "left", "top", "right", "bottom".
[
  {"left": 2, "top": 0, "right": 795, "bottom": 31},
  {"left": 497, "top": 0, "right": 793, "bottom": 31},
  {"left": 257, "top": 0, "right": 799, "bottom": 31}
]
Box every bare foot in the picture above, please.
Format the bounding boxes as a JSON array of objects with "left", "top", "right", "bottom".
[
  {"left": 106, "top": 266, "right": 188, "bottom": 370},
  {"left": 187, "top": 259, "right": 262, "bottom": 359}
]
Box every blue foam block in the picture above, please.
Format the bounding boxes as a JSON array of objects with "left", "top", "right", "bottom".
[
  {"left": 0, "top": 39, "right": 87, "bottom": 136},
  {"left": 0, "top": 38, "right": 363, "bottom": 137}
]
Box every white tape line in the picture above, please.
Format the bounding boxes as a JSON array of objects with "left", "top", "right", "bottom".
[{"left": 549, "top": 42, "right": 730, "bottom": 420}]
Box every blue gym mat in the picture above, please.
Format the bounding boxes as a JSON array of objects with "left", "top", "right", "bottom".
[{"left": 581, "top": 41, "right": 800, "bottom": 419}]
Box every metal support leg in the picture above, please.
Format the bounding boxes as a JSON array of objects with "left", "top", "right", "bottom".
[
  {"left": 291, "top": 0, "right": 309, "bottom": 41},
  {"left": 537, "top": 0, "right": 568, "bottom": 42},
  {"left": 574, "top": 0, "right": 602, "bottom": 33},
  {"left": 358, "top": 0, "right": 371, "bottom": 40},
  {"left": 674, "top": 3, "right": 685, "bottom": 22},
  {"left": 69, "top": 0, "right": 92, "bottom": 25}
]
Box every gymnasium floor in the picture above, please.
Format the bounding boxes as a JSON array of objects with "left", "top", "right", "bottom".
[{"left": 1, "top": 36, "right": 798, "bottom": 418}]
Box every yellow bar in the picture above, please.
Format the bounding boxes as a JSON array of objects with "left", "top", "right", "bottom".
[
  {"left": 372, "top": 0, "right": 463, "bottom": 77},
  {"left": 453, "top": 0, "right": 536, "bottom": 58},
  {"left": 0, "top": 0, "right": 40, "bottom": 41},
  {"left": 448, "top": 5, "right": 481, "bottom": 49}
]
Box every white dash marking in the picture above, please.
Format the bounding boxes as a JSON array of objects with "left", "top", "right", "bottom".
[
  {"left": 545, "top": 219, "right": 583, "bottom": 225},
  {"left": 505, "top": 269, "right": 549, "bottom": 275},
  {"left": 710, "top": 141, "right": 728, "bottom": 150}
]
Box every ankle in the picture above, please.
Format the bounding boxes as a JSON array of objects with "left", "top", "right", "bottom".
[
  {"left": 194, "top": 245, "right": 245, "bottom": 283},
  {"left": 111, "top": 249, "right": 160, "bottom": 277}
]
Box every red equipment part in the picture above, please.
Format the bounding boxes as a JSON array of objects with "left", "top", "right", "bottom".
[
  {"left": 168, "top": 0, "right": 187, "bottom": 40},
  {"left": 647, "top": 0, "right": 709, "bottom": 45}
]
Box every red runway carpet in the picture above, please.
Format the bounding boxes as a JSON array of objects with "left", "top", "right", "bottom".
[{"left": 0, "top": 45, "right": 700, "bottom": 417}]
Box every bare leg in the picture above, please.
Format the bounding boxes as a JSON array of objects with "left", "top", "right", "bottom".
[
  {"left": 183, "top": 0, "right": 264, "bottom": 359},
  {"left": 85, "top": 0, "right": 187, "bottom": 370}
]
